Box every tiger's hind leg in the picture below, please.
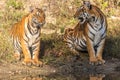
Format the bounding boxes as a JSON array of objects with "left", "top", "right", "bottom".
[
  {"left": 96, "top": 39, "right": 105, "bottom": 65},
  {"left": 13, "top": 39, "right": 22, "bottom": 61},
  {"left": 14, "top": 50, "right": 21, "bottom": 61},
  {"left": 32, "top": 41, "right": 43, "bottom": 67}
]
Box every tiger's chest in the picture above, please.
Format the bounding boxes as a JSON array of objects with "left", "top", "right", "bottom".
[
  {"left": 28, "top": 33, "right": 40, "bottom": 47},
  {"left": 24, "top": 22, "right": 40, "bottom": 47},
  {"left": 88, "top": 23, "right": 106, "bottom": 46}
]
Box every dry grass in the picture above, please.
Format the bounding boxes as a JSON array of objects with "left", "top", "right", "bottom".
[{"left": 0, "top": 29, "right": 14, "bottom": 62}]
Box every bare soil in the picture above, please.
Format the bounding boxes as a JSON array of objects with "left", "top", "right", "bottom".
[{"left": 0, "top": 57, "right": 120, "bottom": 80}]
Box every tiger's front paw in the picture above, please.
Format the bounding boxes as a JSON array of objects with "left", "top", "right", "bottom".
[
  {"left": 97, "top": 59, "right": 105, "bottom": 65},
  {"left": 22, "top": 58, "right": 32, "bottom": 66},
  {"left": 89, "top": 57, "right": 98, "bottom": 65},
  {"left": 96, "top": 56, "right": 105, "bottom": 65},
  {"left": 32, "top": 59, "right": 43, "bottom": 67}
]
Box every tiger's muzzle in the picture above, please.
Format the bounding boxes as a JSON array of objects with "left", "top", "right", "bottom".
[{"left": 37, "top": 21, "right": 45, "bottom": 29}]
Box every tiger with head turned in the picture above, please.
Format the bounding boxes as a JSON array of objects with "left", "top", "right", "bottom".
[
  {"left": 10, "top": 7, "right": 45, "bottom": 66},
  {"left": 64, "top": 1, "right": 107, "bottom": 65}
]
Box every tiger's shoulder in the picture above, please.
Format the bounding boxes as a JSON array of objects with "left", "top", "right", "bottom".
[{"left": 10, "top": 14, "right": 29, "bottom": 39}]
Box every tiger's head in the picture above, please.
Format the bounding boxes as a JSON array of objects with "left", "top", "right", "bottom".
[
  {"left": 74, "top": 1, "right": 96, "bottom": 24},
  {"left": 28, "top": 7, "right": 46, "bottom": 29}
]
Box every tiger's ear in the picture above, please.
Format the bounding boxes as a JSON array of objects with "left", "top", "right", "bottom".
[
  {"left": 29, "top": 6, "right": 35, "bottom": 13},
  {"left": 42, "top": 6, "right": 47, "bottom": 12},
  {"left": 83, "top": 1, "right": 92, "bottom": 10}
]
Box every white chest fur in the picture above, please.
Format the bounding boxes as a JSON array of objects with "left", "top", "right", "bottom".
[
  {"left": 24, "top": 20, "right": 40, "bottom": 47},
  {"left": 28, "top": 33, "right": 39, "bottom": 46},
  {"left": 88, "top": 22, "right": 106, "bottom": 46}
]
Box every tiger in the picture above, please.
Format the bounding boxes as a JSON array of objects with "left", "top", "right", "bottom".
[
  {"left": 10, "top": 7, "right": 45, "bottom": 66},
  {"left": 64, "top": 1, "right": 107, "bottom": 65}
]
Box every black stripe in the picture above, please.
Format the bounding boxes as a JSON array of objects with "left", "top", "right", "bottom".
[
  {"left": 101, "top": 36, "right": 106, "bottom": 40},
  {"left": 88, "top": 35, "right": 94, "bottom": 41},
  {"left": 100, "top": 14, "right": 104, "bottom": 24},
  {"left": 15, "top": 40, "right": 20, "bottom": 49},
  {"left": 96, "top": 36, "right": 106, "bottom": 48},
  {"left": 32, "top": 46, "right": 37, "bottom": 51},
  {"left": 32, "top": 39, "right": 40, "bottom": 45},
  {"left": 95, "top": 38, "right": 105, "bottom": 48},
  {"left": 13, "top": 38, "right": 15, "bottom": 47},
  {"left": 35, "top": 33, "right": 40, "bottom": 40},
  {"left": 95, "top": 17, "right": 98, "bottom": 23},
  {"left": 100, "top": 17, "right": 104, "bottom": 31},
  {"left": 67, "top": 36, "right": 74, "bottom": 42},
  {"left": 35, "top": 30, "right": 39, "bottom": 34},
  {"left": 76, "top": 38, "right": 79, "bottom": 43},
  {"left": 25, "top": 31, "right": 29, "bottom": 40},
  {"left": 65, "top": 41, "right": 73, "bottom": 45},
  {"left": 88, "top": 22, "right": 97, "bottom": 31},
  {"left": 101, "top": 32, "right": 105, "bottom": 38},
  {"left": 15, "top": 39, "right": 19, "bottom": 49},
  {"left": 81, "top": 38, "right": 86, "bottom": 44},
  {"left": 23, "top": 38, "right": 28, "bottom": 43},
  {"left": 88, "top": 28, "right": 95, "bottom": 36},
  {"left": 79, "top": 44, "right": 86, "bottom": 49},
  {"left": 27, "top": 23, "right": 33, "bottom": 35},
  {"left": 96, "top": 40, "right": 101, "bottom": 47},
  {"left": 29, "top": 47, "right": 33, "bottom": 57},
  {"left": 101, "top": 28, "right": 106, "bottom": 38},
  {"left": 94, "top": 45, "right": 98, "bottom": 52},
  {"left": 98, "top": 25, "right": 103, "bottom": 31},
  {"left": 80, "top": 40, "right": 86, "bottom": 49}
]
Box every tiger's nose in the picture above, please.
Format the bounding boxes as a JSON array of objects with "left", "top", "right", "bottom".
[
  {"left": 39, "top": 21, "right": 45, "bottom": 26},
  {"left": 41, "top": 21, "right": 45, "bottom": 25}
]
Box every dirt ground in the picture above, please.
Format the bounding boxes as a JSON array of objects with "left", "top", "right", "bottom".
[{"left": 0, "top": 57, "right": 120, "bottom": 80}]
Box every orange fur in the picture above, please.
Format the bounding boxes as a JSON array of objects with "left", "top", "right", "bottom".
[
  {"left": 10, "top": 15, "right": 26, "bottom": 40},
  {"left": 10, "top": 8, "right": 45, "bottom": 66}
]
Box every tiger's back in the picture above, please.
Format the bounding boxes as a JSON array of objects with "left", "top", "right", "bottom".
[{"left": 64, "top": 22, "right": 87, "bottom": 53}]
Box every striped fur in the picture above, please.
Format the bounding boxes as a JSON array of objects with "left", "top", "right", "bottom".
[
  {"left": 11, "top": 8, "right": 45, "bottom": 66},
  {"left": 64, "top": 1, "right": 107, "bottom": 65}
]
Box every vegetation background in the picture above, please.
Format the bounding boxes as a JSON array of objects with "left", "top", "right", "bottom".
[{"left": 0, "top": 0, "right": 120, "bottom": 63}]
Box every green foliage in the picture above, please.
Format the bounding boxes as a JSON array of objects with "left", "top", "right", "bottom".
[
  {"left": 7, "top": 0, "right": 23, "bottom": 9},
  {"left": 1, "top": 8, "right": 24, "bottom": 29},
  {"left": 108, "top": 9, "right": 116, "bottom": 17},
  {"left": 101, "top": 1, "right": 108, "bottom": 10},
  {"left": 5, "top": 9, "right": 23, "bottom": 21},
  {"left": 1, "top": 1, "right": 25, "bottom": 29},
  {"left": 60, "top": 27, "right": 65, "bottom": 33},
  {"left": 73, "top": 0, "right": 82, "bottom": 6}
]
